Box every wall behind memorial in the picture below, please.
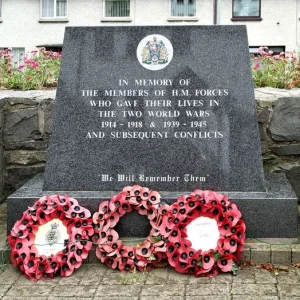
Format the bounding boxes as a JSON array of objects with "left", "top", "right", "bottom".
[{"left": 0, "top": 88, "right": 300, "bottom": 201}]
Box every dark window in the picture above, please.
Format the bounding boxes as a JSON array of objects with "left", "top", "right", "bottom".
[
  {"left": 44, "top": 46, "right": 62, "bottom": 52},
  {"left": 232, "top": 0, "right": 262, "bottom": 21},
  {"left": 249, "top": 46, "right": 285, "bottom": 56},
  {"left": 171, "top": 0, "right": 196, "bottom": 17},
  {"left": 0, "top": 48, "right": 25, "bottom": 66},
  {"left": 105, "top": 0, "right": 130, "bottom": 17},
  {"left": 36, "top": 45, "right": 63, "bottom": 53},
  {"left": 41, "top": 0, "right": 67, "bottom": 18}
]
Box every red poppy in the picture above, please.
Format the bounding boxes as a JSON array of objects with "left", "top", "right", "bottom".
[
  {"left": 106, "top": 212, "right": 120, "bottom": 228},
  {"left": 96, "top": 228, "right": 117, "bottom": 246},
  {"left": 190, "top": 190, "right": 205, "bottom": 200},
  {"left": 159, "top": 223, "right": 173, "bottom": 237},
  {"left": 168, "top": 228, "right": 182, "bottom": 243},
  {"left": 140, "top": 187, "right": 150, "bottom": 200},
  {"left": 119, "top": 257, "right": 135, "bottom": 272},
  {"left": 23, "top": 257, "right": 38, "bottom": 279},
  {"left": 109, "top": 194, "right": 122, "bottom": 212},
  {"left": 122, "top": 186, "right": 132, "bottom": 195},
  {"left": 106, "top": 241, "right": 123, "bottom": 256},
  {"left": 35, "top": 256, "right": 50, "bottom": 280},
  {"left": 217, "top": 254, "right": 233, "bottom": 273},
  {"left": 148, "top": 191, "right": 161, "bottom": 206},
  {"left": 205, "top": 203, "right": 223, "bottom": 220},
  {"left": 98, "top": 201, "right": 110, "bottom": 214},
  {"left": 188, "top": 248, "right": 202, "bottom": 265},
  {"left": 130, "top": 185, "right": 142, "bottom": 197},
  {"left": 60, "top": 262, "right": 73, "bottom": 277},
  {"left": 146, "top": 206, "right": 157, "bottom": 221},
  {"left": 93, "top": 211, "right": 104, "bottom": 224},
  {"left": 104, "top": 256, "right": 118, "bottom": 269},
  {"left": 98, "top": 218, "right": 111, "bottom": 232},
  {"left": 67, "top": 252, "right": 82, "bottom": 270},
  {"left": 202, "top": 252, "right": 215, "bottom": 270},
  {"left": 96, "top": 247, "right": 109, "bottom": 263},
  {"left": 225, "top": 210, "right": 242, "bottom": 226},
  {"left": 168, "top": 251, "right": 180, "bottom": 268},
  {"left": 196, "top": 264, "right": 220, "bottom": 277},
  {"left": 157, "top": 203, "right": 168, "bottom": 214},
  {"left": 152, "top": 239, "right": 166, "bottom": 253},
  {"left": 219, "top": 220, "right": 233, "bottom": 236},
  {"left": 11, "top": 249, "right": 26, "bottom": 269},
  {"left": 18, "top": 215, "right": 34, "bottom": 231},
  {"left": 224, "top": 236, "right": 240, "bottom": 253},
  {"left": 46, "top": 255, "right": 59, "bottom": 274},
  {"left": 136, "top": 240, "right": 152, "bottom": 258},
  {"left": 70, "top": 219, "right": 94, "bottom": 237},
  {"left": 117, "top": 195, "right": 133, "bottom": 215},
  {"left": 235, "top": 220, "right": 246, "bottom": 239}
]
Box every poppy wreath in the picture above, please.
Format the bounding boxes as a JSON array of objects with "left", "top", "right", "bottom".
[
  {"left": 8, "top": 195, "right": 93, "bottom": 281},
  {"left": 93, "top": 185, "right": 167, "bottom": 272},
  {"left": 159, "top": 190, "right": 246, "bottom": 277}
]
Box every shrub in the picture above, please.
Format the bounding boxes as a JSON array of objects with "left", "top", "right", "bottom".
[
  {"left": 252, "top": 47, "right": 300, "bottom": 89},
  {"left": 0, "top": 48, "right": 61, "bottom": 90}
]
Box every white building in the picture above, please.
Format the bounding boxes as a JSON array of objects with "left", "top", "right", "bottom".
[{"left": 0, "top": 0, "right": 299, "bottom": 63}]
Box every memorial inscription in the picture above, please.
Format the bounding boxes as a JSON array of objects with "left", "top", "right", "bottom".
[
  {"left": 43, "top": 26, "right": 265, "bottom": 192},
  {"left": 83, "top": 82, "right": 227, "bottom": 141}
]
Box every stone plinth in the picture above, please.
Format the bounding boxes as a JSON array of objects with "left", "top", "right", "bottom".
[{"left": 7, "top": 173, "right": 298, "bottom": 238}]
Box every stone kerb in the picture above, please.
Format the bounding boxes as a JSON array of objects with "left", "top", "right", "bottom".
[{"left": 0, "top": 88, "right": 300, "bottom": 200}]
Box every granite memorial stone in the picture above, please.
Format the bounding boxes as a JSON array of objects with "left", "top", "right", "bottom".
[
  {"left": 43, "top": 26, "right": 265, "bottom": 192},
  {"left": 8, "top": 26, "right": 298, "bottom": 238}
]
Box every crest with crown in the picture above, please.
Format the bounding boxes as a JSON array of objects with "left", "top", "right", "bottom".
[{"left": 142, "top": 36, "right": 169, "bottom": 65}]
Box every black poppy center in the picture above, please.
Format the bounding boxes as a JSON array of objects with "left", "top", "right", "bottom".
[
  {"left": 75, "top": 222, "right": 81, "bottom": 228},
  {"left": 221, "top": 259, "right": 227, "bottom": 266},
  {"left": 204, "top": 256, "right": 210, "bottom": 263},
  {"left": 181, "top": 253, "right": 187, "bottom": 259},
  {"left": 70, "top": 257, "right": 77, "bottom": 265},
  {"left": 168, "top": 246, "right": 174, "bottom": 253},
  {"left": 125, "top": 264, "right": 131, "bottom": 271},
  {"left": 122, "top": 204, "right": 128, "bottom": 210},
  {"left": 28, "top": 261, "right": 34, "bottom": 268}
]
